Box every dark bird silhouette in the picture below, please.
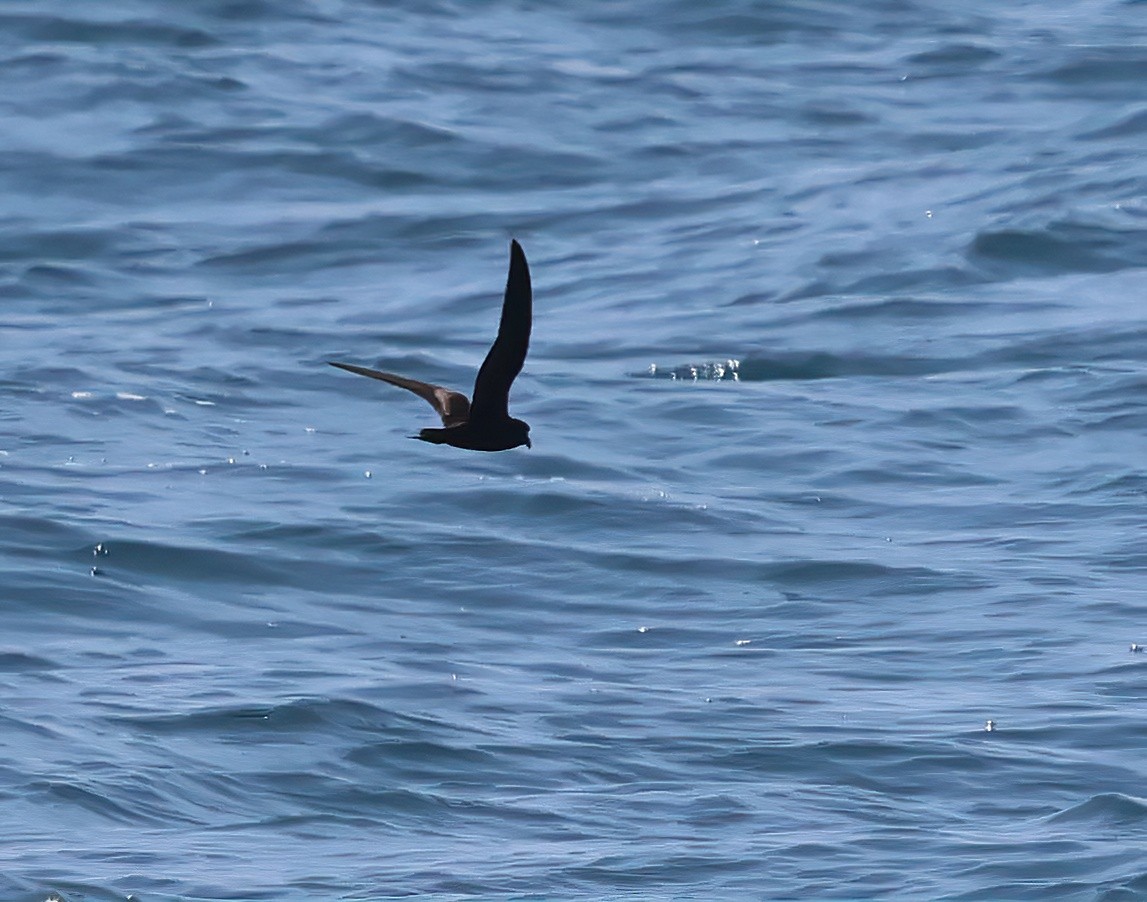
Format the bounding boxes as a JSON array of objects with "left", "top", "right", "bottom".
[{"left": 330, "top": 240, "right": 532, "bottom": 451}]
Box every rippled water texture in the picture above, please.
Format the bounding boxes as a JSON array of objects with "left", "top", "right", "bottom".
[{"left": 3, "top": 1, "right": 1147, "bottom": 899}]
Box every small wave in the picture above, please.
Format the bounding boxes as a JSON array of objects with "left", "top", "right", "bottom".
[
  {"left": 1078, "top": 108, "right": 1147, "bottom": 140},
  {"left": 969, "top": 223, "right": 1147, "bottom": 275},
  {"left": 91, "top": 538, "right": 297, "bottom": 587},
  {"left": 111, "top": 696, "right": 392, "bottom": 737},
  {"left": 2, "top": 12, "right": 218, "bottom": 49},
  {"left": 640, "top": 352, "right": 961, "bottom": 381},
  {"left": 642, "top": 358, "right": 740, "bottom": 381},
  {"left": 1047, "top": 793, "right": 1147, "bottom": 826},
  {"left": 0, "top": 651, "right": 59, "bottom": 672},
  {"left": 906, "top": 42, "right": 1002, "bottom": 68}
]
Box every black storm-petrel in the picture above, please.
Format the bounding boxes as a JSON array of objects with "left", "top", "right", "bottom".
[{"left": 330, "top": 240, "right": 532, "bottom": 451}]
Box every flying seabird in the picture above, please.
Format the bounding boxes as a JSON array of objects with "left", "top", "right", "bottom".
[{"left": 330, "top": 240, "right": 532, "bottom": 451}]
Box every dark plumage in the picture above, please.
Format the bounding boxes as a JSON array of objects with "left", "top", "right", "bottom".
[{"left": 330, "top": 240, "right": 532, "bottom": 451}]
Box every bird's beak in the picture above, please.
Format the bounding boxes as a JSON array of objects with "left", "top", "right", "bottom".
[{"left": 526, "top": 438, "right": 532, "bottom": 449}]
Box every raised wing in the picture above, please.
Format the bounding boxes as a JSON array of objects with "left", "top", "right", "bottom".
[
  {"left": 469, "top": 239, "right": 531, "bottom": 425},
  {"left": 328, "top": 361, "right": 470, "bottom": 427}
]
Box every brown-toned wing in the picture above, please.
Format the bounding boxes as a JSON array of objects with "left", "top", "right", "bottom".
[
  {"left": 469, "top": 239, "right": 531, "bottom": 425},
  {"left": 329, "top": 361, "right": 470, "bottom": 427}
]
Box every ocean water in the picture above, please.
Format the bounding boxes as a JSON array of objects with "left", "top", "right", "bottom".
[{"left": 3, "top": 0, "right": 1147, "bottom": 898}]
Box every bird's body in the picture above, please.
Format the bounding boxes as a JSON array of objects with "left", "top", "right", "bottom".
[
  {"left": 330, "top": 240, "right": 532, "bottom": 451},
  {"left": 415, "top": 418, "right": 531, "bottom": 452}
]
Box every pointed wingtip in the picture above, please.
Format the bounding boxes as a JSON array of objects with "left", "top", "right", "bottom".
[{"left": 508, "top": 239, "right": 530, "bottom": 282}]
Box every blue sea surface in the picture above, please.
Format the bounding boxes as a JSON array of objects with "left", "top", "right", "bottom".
[{"left": 3, "top": 1, "right": 1147, "bottom": 899}]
